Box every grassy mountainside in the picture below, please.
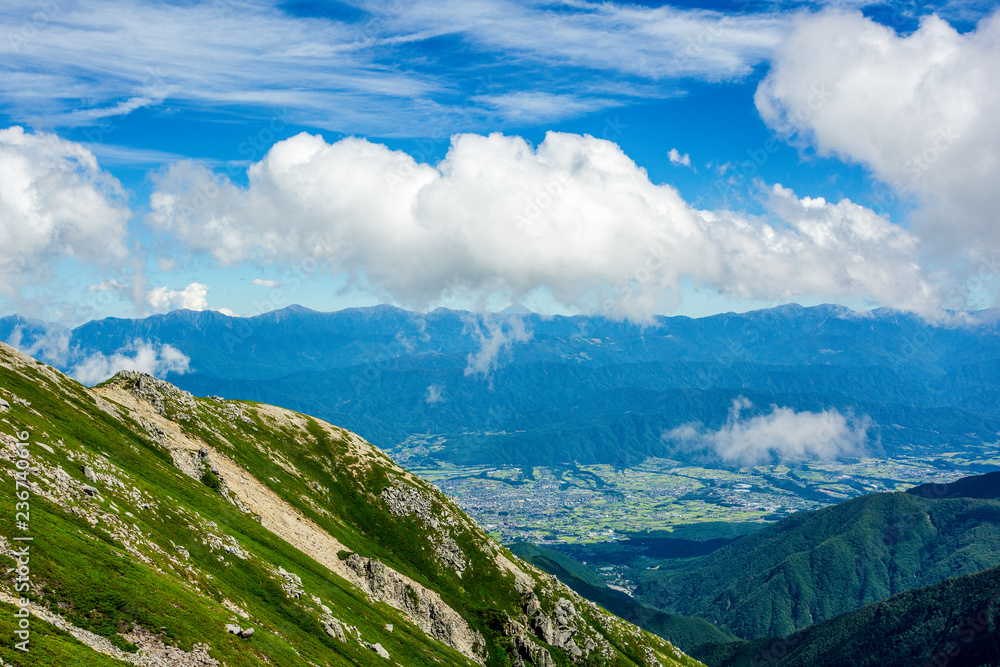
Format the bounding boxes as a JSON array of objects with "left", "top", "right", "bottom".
[
  {"left": 0, "top": 342, "right": 701, "bottom": 667},
  {"left": 691, "top": 564, "right": 1000, "bottom": 667},
  {"left": 635, "top": 488, "right": 1000, "bottom": 639},
  {"left": 509, "top": 543, "right": 736, "bottom": 653}
]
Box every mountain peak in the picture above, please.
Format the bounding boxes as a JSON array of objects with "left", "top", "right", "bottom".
[{"left": 500, "top": 304, "right": 535, "bottom": 315}]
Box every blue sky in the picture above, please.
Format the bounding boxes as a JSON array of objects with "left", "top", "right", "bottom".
[{"left": 1, "top": 0, "right": 998, "bottom": 324}]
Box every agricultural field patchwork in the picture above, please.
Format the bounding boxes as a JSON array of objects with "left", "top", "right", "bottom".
[{"left": 401, "top": 454, "right": 990, "bottom": 544}]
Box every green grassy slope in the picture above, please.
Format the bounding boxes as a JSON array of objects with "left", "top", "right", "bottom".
[
  {"left": 0, "top": 602, "right": 130, "bottom": 667},
  {"left": 691, "top": 564, "right": 1000, "bottom": 667},
  {"left": 635, "top": 488, "right": 1000, "bottom": 639},
  {"left": 0, "top": 342, "right": 702, "bottom": 667},
  {"left": 510, "top": 543, "right": 736, "bottom": 653}
]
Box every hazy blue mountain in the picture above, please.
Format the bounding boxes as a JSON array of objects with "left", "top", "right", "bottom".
[{"left": 3, "top": 304, "right": 999, "bottom": 466}]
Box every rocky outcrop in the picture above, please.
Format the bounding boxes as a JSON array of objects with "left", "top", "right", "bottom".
[
  {"left": 109, "top": 371, "right": 196, "bottom": 417},
  {"left": 321, "top": 614, "right": 347, "bottom": 642},
  {"left": 224, "top": 624, "right": 254, "bottom": 639},
  {"left": 434, "top": 536, "right": 467, "bottom": 576},
  {"left": 204, "top": 529, "right": 248, "bottom": 560},
  {"left": 170, "top": 448, "right": 205, "bottom": 481},
  {"left": 124, "top": 625, "right": 220, "bottom": 665},
  {"left": 381, "top": 484, "right": 468, "bottom": 576},
  {"left": 508, "top": 591, "right": 603, "bottom": 663},
  {"left": 381, "top": 484, "right": 437, "bottom": 526},
  {"left": 276, "top": 566, "right": 305, "bottom": 598},
  {"left": 513, "top": 634, "right": 555, "bottom": 667},
  {"left": 171, "top": 447, "right": 253, "bottom": 515},
  {"left": 343, "top": 553, "right": 485, "bottom": 662}
]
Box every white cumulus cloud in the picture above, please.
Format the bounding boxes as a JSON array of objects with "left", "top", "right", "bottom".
[
  {"left": 719, "top": 184, "right": 939, "bottom": 315},
  {"left": 668, "top": 148, "right": 692, "bottom": 167},
  {"left": 665, "top": 397, "right": 871, "bottom": 465},
  {"left": 70, "top": 339, "right": 191, "bottom": 386},
  {"left": 0, "top": 126, "right": 129, "bottom": 296},
  {"left": 756, "top": 8, "right": 1000, "bottom": 301},
  {"left": 149, "top": 131, "right": 944, "bottom": 318},
  {"left": 146, "top": 282, "right": 210, "bottom": 312}
]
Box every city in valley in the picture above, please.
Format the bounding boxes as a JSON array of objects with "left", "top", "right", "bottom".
[{"left": 395, "top": 450, "right": 998, "bottom": 545}]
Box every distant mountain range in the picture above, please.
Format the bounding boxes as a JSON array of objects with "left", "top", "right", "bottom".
[{"left": 3, "top": 303, "right": 1000, "bottom": 466}]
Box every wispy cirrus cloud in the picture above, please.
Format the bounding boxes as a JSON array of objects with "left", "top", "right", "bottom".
[
  {"left": 473, "top": 92, "right": 619, "bottom": 124},
  {"left": 0, "top": 0, "right": 445, "bottom": 134},
  {"left": 367, "top": 0, "right": 789, "bottom": 80},
  {"left": 0, "top": 0, "right": 791, "bottom": 135}
]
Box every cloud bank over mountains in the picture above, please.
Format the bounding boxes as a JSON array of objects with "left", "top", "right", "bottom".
[{"left": 149, "top": 130, "right": 941, "bottom": 318}]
